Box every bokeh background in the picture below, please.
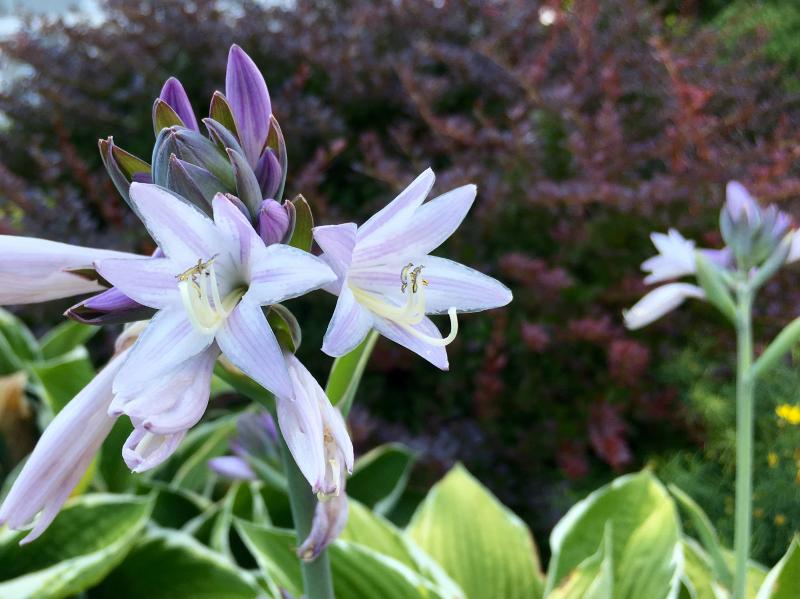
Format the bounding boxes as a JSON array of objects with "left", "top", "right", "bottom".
[{"left": 1, "top": 0, "right": 800, "bottom": 566}]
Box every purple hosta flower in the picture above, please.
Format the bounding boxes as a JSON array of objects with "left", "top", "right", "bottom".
[
  {"left": 313, "top": 168, "right": 512, "bottom": 369},
  {"left": 722, "top": 181, "right": 791, "bottom": 268},
  {"left": 298, "top": 492, "right": 349, "bottom": 562},
  {"left": 65, "top": 287, "right": 155, "bottom": 325},
  {"left": 0, "top": 236, "right": 137, "bottom": 305},
  {"left": 226, "top": 44, "right": 271, "bottom": 169},
  {"left": 623, "top": 283, "right": 705, "bottom": 330},
  {"left": 94, "top": 183, "right": 335, "bottom": 401},
  {"left": 258, "top": 199, "right": 293, "bottom": 245},
  {"left": 277, "top": 352, "right": 353, "bottom": 499},
  {"left": 208, "top": 412, "right": 279, "bottom": 481},
  {"left": 0, "top": 347, "right": 128, "bottom": 543}
]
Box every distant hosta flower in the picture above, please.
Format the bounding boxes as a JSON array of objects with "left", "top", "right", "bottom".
[
  {"left": 314, "top": 168, "right": 512, "bottom": 369},
  {"left": 625, "top": 181, "right": 792, "bottom": 330}
]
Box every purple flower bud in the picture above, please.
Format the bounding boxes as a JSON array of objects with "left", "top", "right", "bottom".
[
  {"left": 226, "top": 45, "right": 271, "bottom": 167},
  {"left": 208, "top": 455, "right": 256, "bottom": 481},
  {"left": 65, "top": 287, "right": 155, "bottom": 325},
  {"left": 159, "top": 77, "right": 199, "bottom": 132},
  {"left": 255, "top": 148, "right": 282, "bottom": 200},
  {"left": 725, "top": 181, "right": 760, "bottom": 226},
  {"left": 258, "top": 199, "right": 292, "bottom": 245}
]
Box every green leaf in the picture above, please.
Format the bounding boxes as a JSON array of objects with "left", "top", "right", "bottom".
[
  {"left": 406, "top": 464, "right": 545, "bottom": 599},
  {"left": 165, "top": 415, "right": 239, "bottom": 492},
  {"left": 347, "top": 442, "right": 416, "bottom": 515},
  {"left": 288, "top": 195, "right": 313, "bottom": 252},
  {"left": 29, "top": 347, "right": 96, "bottom": 413},
  {"left": 752, "top": 316, "right": 800, "bottom": 380},
  {"left": 756, "top": 536, "right": 800, "bottom": 599},
  {"left": 0, "top": 494, "right": 151, "bottom": 599},
  {"left": 91, "top": 527, "right": 260, "bottom": 599},
  {"left": 680, "top": 540, "right": 716, "bottom": 599},
  {"left": 214, "top": 362, "right": 274, "bottom": 410},
  {"left": 325, "top": 329, "right": 378, "bottom": 417},
  {"left": 694, "top": 253, "right": 736, "bottom": 324},
  {"left": 209, "top": 92, "right": 240, "bottom": 140},
  {"left": 668, "top": 483, "right": 732, "bottom": 587},
  {"left": 39, "top": 321, "right": 98, "bottom": 360},
  {"left": 545, "top": 471, "right": 681, "bottom": 599},
  {"left": 0, "top": 309, "right": 40, "bottom": 363},
  {"left": 236, "top": 521, "right": 454, "bottom": 599},
  {"left": 550, "top": 524, "right": 614, "bottom": 599}
]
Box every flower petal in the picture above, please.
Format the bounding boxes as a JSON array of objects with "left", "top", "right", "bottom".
[
  {"left": 226, "top": 44, "right": 271, "bottom": 167},
  {"left": 114, "top": 308, "right": 214, "bottom": 395},
  {"left": 215, "top": 297, "right": 291, "bottom": 398},
  {"left": 123, "top": 428, "right": 186, "bottom": 473},
  {"left": 276, "top": 395, "right": 326, "bottom": 491},
  {"left": 95, "top": 256, "right": 181, "bottom": 309},
  {"left": 298, "top": 493, "right": 348, "bottom": 562},
  {"left": 247, "top": 243, "right": 336, "bottom": 306},
  {"left": 0, "top": 235, "right": 137, "bottom": 305},
  {"left": 0, "top": 351, "right": 125, "bottom": 540},
  {"left": 321, "top": 286, "right": 374, "bottom": 357},
  {"left": 371, "top": 314, "right": 449, "bottom": 370},
  {"left": 129, "top": 182, "right": 222, "bottom": 264},
  {"left": 357, "top": 168, "right": 435, "bottom": 242},
  {"left": 159, "top": 77, "right": 199, "bottom": 132},
  {"left": 349, "top": 255, "right": 512, "bottom": 315},
  {"left": 212, "top": 193, "right": 262, "bottom": 267},
  {"left": 353, "top": 184, "right": 476, "bottom": 265},
  {"left": 313, "top": 223, "right": 357, "bottom": 279},
  {"left": 623, "top": 283, "right": 705, "bottom": 330}
]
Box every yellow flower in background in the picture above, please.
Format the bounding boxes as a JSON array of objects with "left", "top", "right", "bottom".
[
  {"left": 774, "top": 513, "right": 787, "bottom": 526},
  {"left": 768, "top": 452, "right": 779, "bottom": 468},
  {"left": 776, "top": 404, "right": 800, "bottom": 425}
]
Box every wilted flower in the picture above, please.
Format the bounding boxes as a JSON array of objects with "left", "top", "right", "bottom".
[{"left": 314, "top": 168, "right": 512, "bottom": 369}]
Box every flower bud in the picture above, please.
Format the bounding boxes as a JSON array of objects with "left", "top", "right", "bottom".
[
  {"left": 258, "top": 199, "right": 292, "bottom": 245},
  {"left": 65, "top": 287, "right": 154, "bottom": 325}
]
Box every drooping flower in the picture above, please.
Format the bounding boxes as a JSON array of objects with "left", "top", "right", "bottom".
[
  {"left": 94, "top": 183, "right": 335, "bottom": 400},
  {"left": 0, "top": 348, "right": 128, "bottom": 543},
  {"left": 313, "top": 168, "right": 512, "bottom": 369},
  {"left": 298, "top": 492, "right": 349, "bottom": 563},
  {"left": 0, "top": 235, "right": 138, "bottom": 305},
  {"left": 276, "top": 352, "right": 353, "bottom": 498}
]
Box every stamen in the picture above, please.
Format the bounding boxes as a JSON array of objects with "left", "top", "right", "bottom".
[
  {"left": 350, "top": 262, "right": 458, "bottom": 347},
  {"left": 176, "top": 257, "right": 241, "bottom": 334}
]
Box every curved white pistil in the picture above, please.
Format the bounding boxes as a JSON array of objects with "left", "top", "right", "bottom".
[
  {"left": 176, "top": 258, "right": 241, "bottom": 334},
  {"left": 350, "top": 262, "right": 458, "bottom": 347}
]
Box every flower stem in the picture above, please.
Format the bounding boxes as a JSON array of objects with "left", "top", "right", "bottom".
[
  {"left": 278, "top": 431, "right": 335, "bottom": 599},
  {"left": 733, "top": 288, "right": 754, "bottom": 599}
]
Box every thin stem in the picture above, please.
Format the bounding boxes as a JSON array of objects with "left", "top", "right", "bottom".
[
  {"left": 733, "top": 288, "right": 754, "bottom": 599},
  {"left": 278, "top": 430, "right": 335, "bottom": 599}
]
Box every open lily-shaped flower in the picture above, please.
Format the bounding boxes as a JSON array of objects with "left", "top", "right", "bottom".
[
  {"left": 0, "top": 236, "right": 138, "bottom": 305},
  {"left": 314, "top": 168, "right": 512, "bottom": 369},
  {"left": 94, "top": 183, "right": 335, "bottom": 400}
]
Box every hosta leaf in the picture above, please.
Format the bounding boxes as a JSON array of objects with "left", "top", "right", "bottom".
[
  {"left": 545, "top": 471, "right": 681, "bottom": 599},
  {"left": 29, "top": 347, "right": 96, "bottom": 413},
  {"left": 39, "top": 321, "right": 98, "bottom": 360},
  {"left": 550, "top": 524, "right": 614, "bottom": 599},
  {"left": 756, "top": 536, "right": 800, "bottom": 599},
  {"left": 325, "top": 329, "right": 378, "bottom": 417},
  {"left": 347, "top": 443, "right": 416, "bottom": 515},
  {"left": 0, "top": 494, "right": 151, "bottom": 599},
  {"left": 0, "top": 309, "right": 39, "bottom": 364},
  {"left": 679, "top": 540, "right": 716, "bottom": 599},
  {"left": 236, "top": 520, "right": 453, "bottom": 599},
  {"left": 90, "top": 527, "right": 260, "bottom": 598},
  {"left": 406, "top": 464, "right": 545, "bottom": 599}
]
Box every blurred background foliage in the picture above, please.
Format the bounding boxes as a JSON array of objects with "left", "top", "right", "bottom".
[{"left": 1, "top": 0, "right": 800, "bottom": 564}]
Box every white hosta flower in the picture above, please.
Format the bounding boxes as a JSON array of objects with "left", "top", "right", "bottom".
[
  {"left": 0, "top": 236, "right": 138, "bottom": 305},
  {"left": 94, "top": 183, "right": 336, "bottom": 400},
  {"left": 276, "top": 352, "right": 353, "bottom": 498},
  {"left": 623, "top": 283, "right": 705, "bottom": 330},
  {"left": 314, "top": 168, "right": 512, "bottom": 369},
  {"left": 642, "top": 229, "right": 697, "bottom": 284}
]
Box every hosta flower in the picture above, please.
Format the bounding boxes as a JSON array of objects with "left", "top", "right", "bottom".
[
  {"left": 94, "top": 183, "right": 335, "bottom": 400},
  {"left": 208, "top": 412, "right": 280, "bottom": 481},
  {"left": 314, "top": 168, "right": 512, "bottom": 369},
  {"left": 277, "top": 352, "right": 353, "bottom": 498},
  {"left": 623, "top": 283, "right": 705, "bottom": 330},
  {"left": 0, "top": 236, "right": 137, "bottom": 305},
  {"left": 0, "top": 349, "right": 127, "bottom": 543}
]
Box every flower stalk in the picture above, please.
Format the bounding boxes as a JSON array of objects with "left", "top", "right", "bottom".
[
  {"left": 278, "top": 427, "right": 335, "bottom": 599},
  {"left": 732, "top": 284, "right": 754, "bottom": 599}
]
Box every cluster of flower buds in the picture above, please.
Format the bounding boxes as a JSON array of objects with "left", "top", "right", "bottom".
[{"left": 625, "top": 181, "right": 795, "bottom": 330}]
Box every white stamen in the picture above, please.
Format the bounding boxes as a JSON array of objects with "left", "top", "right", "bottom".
[
  {"left": 350, "top": 262, "right": 459, "bottom": 347},
  {"left": 177, "top": 260, "right": 240, "bottom": 334}
]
